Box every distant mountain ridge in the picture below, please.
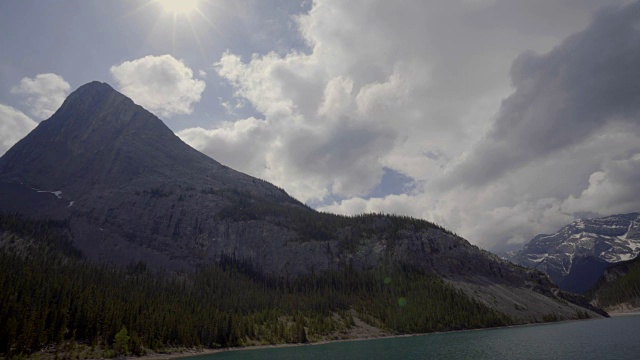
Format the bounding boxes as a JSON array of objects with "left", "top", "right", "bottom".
[
  {"left": 0, "top": 81, "right": 606, "bottom": 322},
  {"left": 504, "top": 213, "right": 640, "bottom": 293}
]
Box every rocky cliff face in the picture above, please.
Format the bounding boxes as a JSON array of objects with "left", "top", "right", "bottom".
[
  {"left": 504, "top": 213, "right": 640, "bottom": 293},
  {"left": 0, "top": 81, "right": 606, "bottom": 321}
]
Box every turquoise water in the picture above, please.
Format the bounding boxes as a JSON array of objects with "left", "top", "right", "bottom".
[{"left": 184, "top": 314, "right": 640, "bottom": 359}]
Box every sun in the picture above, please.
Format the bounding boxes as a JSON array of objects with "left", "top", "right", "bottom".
[
  {"left": 126, "top": 0, "right": 222, "bottom": 55},
  {"left": 157, "top": 0, "right": 199, "bottom": 15}
]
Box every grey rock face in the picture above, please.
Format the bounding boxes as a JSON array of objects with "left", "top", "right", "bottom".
[
  {"left": 504, "top": 213, "right": 640, "bottom": 293},
  {"left": 0, "top": 81, "right": 606, "bottom": 321}
]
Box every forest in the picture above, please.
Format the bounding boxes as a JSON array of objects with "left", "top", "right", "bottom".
[
  {"left": 0, "top": 212, "right": 511, "bottom": 358},
  {"left": 587, "top": 257, "right": 640, "bottom": 309}
]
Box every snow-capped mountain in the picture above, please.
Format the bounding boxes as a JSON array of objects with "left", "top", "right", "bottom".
[{"left": 504, "top": 213, "right": 640, "bottom": 293}]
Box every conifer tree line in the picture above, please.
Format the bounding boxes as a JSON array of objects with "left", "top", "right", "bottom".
[
  {"left": 587, "top": 257, "right": 640, "bottom": 308},
  {"left": 0, "top": 213, "right": 511, "bottom": 358},
  {"left": 206, "top": 185, "right": 457, "bottom": 242}
]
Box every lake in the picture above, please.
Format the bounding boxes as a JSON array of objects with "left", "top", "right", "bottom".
[{"left": 184, "top": 314, "right": 640, "bottom": 360}]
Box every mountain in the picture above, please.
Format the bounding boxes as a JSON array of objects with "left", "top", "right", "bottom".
[
  {"left": 0, "top": 81, "right": 605, "bottom": 323},
  {"left": 504, "top": 213, "right": 640, "bottom": 293},
  {"left": 0, "top": 81, "right": 299, "bottom": 270}
]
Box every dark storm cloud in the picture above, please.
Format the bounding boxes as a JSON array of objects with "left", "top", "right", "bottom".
[{"left": 446, "top": 1, "right": 640, "bottom": 188}]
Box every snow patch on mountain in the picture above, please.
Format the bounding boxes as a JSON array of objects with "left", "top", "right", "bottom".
[{"left": 36, "top": 190, "right": 63, "bottom": 199}]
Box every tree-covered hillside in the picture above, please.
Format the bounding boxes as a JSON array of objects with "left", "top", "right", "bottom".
[
  {"left": 587, "top": 256, "right": 640, "bottom": 309},
  {"left": 0, "top": 213, "right": 511, "bottom": 358}
]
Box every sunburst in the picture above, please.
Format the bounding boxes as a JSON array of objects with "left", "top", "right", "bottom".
[
  {"left": 122, "top": 0, "right": 226, "bottom": 56},
  {"left": 156, "top": 0, "right": 199, "bottom": 15}
]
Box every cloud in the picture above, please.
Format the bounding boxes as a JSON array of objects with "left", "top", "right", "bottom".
[
  {"left": 562, "top": 153, "right": 640, "bottom": 216},
  {"left": 322, "top": 123, "right": 640, "bottom": 251},
  {"left": 178, "top": 117, "right": 276, "bottom": 184},
  {"left": 179, "top": 0, "right": 637, "bottom": 250},
  {"left": 110, "top": 55, "right": 206, "bottom": 118},
  {"left": 180, "top": 48, "right": 406, "bottom": 201},
  {"left": 444, "top": 2, "right": 640, "bottom": 188},
  {"left": 10, "top": 73, "right": 71, "bottom": 119},
  {"left": 0, "top": 104, "right": 37, "bottom": 156}
]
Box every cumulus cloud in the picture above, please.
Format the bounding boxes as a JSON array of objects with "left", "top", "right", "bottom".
[
  {"left": 323, "top": 126, "right": 640, "bottom": 251},
  {"left": 0, "top": 104, "right": 38, "bottom": 155},
  {"left": 178, "top": 117, "right": 276, "bottom": 185},
  {"left": 10, "top": 73, "right": 70, "bottom": 119},
  {"left": 181, "top": 48, "right": 409, "bottom": 200},
  {"left": 562, "top": 153, "right": 640, "bottom": 216},
  {"left": 180, "top": 0, "right": 638, "bottom": 250},
  {"left": 110, "top": 55, "right": 205, "bottom": 118},
  {"left": 445, "top": 2, "right": 640, "bottom": 188}
]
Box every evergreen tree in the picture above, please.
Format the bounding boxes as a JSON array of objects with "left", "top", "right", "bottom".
[{"left": 114, "top": 326, "right": 130, "bottom": 356}]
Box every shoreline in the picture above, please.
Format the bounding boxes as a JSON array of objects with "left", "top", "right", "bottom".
[
  {"left": 608, "top": 310, "right": 640, "bottom": 317},
  {"left": 126, "top": 335, "right": 414, "bottom": 360},
  {"left": 131, "top": 316, "right": 614, "bottom": 360},
  {"left": 603, "top": 302, "right": 640, "bottom": 316}
]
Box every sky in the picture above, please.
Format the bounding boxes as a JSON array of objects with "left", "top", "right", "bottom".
[{"left": 1, "top": 0, "right": 639, "bottom": 252}]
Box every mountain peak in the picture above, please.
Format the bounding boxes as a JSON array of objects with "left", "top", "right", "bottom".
[
  {"left": 60, "top": 81, "right": 120, "bottom": 109},
  {"left": 61, "top": 80, "right": 122, "bottom": 106},
  {"left": 0, "top": 81, "right": 294, "bottom": 204},
  {"left": 73, "top": 80, "right": 115, "bottom": 94},
  {"left": 52, "top": 81, "right": 139, "bottom": 128},
  {"left": 0, "top": 81, "right": 204, "bottom": 193}
]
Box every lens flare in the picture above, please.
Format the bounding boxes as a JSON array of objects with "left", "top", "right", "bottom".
[{"left": 397, "top": 297, "right": 407, "bottom": 307}]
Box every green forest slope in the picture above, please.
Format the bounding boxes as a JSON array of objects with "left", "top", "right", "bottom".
[
  {"left": 587, "top": 256, "right": 640, "bottom": 310},
  {"left": 0, "top": 213, "right": 511, "bottom": 358}
]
